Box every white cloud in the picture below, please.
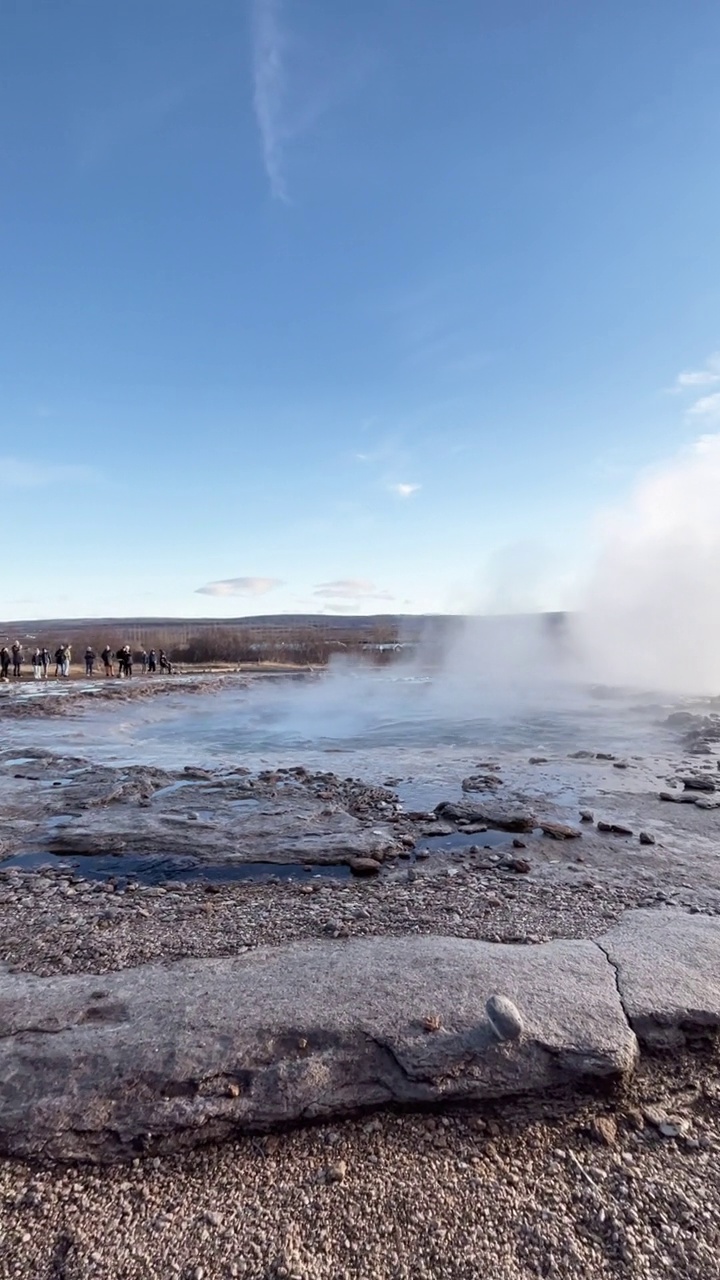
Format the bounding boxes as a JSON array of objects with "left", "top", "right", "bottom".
[
  {"left": 672, "top": 352, "right": 720, "bottom": 391},
  {"left": 687, "top": 392, "right": 720, "bottom": 422},
  {"left": 250, "top": 0, "right": 373, "bottom": 201},
  {"left": 0, "top": 457, "right": 98, "bottom": 488},
  {"left": 195, "top": 577, "right": 283, "bottom": 597},
  {"left": 314, "top": 578, "right": 394, "bottom": 601},
  {"left": 251, "top": 0, "right": 289, "bottom": 201},
  {"left": 389, "top": 482, "right": 421, "bottom": 498}
]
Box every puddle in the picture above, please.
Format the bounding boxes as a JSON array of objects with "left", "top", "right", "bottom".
[
  {"left": 1, "top": 851, "right": 352, "bottom": 885},
  {"left": 416, "top": 830, "right": 513, "bottom": 855}
]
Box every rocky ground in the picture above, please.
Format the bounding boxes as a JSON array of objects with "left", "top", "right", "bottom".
[
  {"left": 2, "top": 688, "right": 720, "bottom": 1277},
  {"left": 1, "top": 1050, "right": 719, "bottom": 1279}
]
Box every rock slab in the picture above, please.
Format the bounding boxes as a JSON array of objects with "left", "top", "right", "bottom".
[
  {"left": 600, "top": 909, "right": 720, "bottom": 1048},
  {"left": 0, "top": 935, "right": 636, "bottom": 1162}
]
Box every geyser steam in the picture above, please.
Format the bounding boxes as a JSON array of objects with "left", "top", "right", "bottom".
[{"left": 578, "top": 430, "right": 720, "bottom": 694}]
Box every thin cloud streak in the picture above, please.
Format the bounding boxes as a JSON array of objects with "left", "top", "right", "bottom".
[
  {"left": 196, "top": 577, "right": 284, "bottom": 597},
  {"left": 0, "top": 457, "right": 99, "bottom": 488},
  {"left": 251, "top": 0, "right": 288, "bottom": 200},
  {"left": 314, "top": 578, "right": 394, "bottom": 600}
]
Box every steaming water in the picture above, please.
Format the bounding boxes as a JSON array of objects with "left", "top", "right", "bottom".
[{"left": 3, "top": 665, "right": 681, "bottom": 812}]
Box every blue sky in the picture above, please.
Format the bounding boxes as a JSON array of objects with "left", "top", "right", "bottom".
[{"left": 1, "top": 0, "right": 719, "bottom": 619}]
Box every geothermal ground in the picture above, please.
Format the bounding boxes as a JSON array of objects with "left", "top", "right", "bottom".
[{"left": 1, "top": 669, "right": 720, "bottom": 1278}]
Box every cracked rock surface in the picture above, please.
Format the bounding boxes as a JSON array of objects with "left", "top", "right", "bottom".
[{"left": 0, "top": 934, "right": 636, "bottom": 1162}]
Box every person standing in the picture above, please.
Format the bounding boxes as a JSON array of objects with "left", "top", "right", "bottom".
[
  {"left": 32, "top": 649, "right": 42, "bottom": 680},
  {"left": 124, "top": 645, "right": 133, "bottom": 677},
  {"left": 62, "top": 645, "right": 71, "bottom": 677},
  {"left": 101, "top": 645, "right": 113, "bottom": 677},
  {"left": 115, "top": 646, "right": 126, "bottom": 677},
  {"left": 54, "top": 646, "right": 64, "bottom": 677},
  {"left": 11, "top": 642, "right": 22, "bottom": 678},
  {"left": 140, "top": 649, "right": 148, "bottom": 674},
  {"left": 0, "top": 647, "right": 10, "bottom": 680},
  {"left": 147, "top": 649, "right": 157, "bottom": 674},
  {"left": 85, "top": 647, "right": 95, "bottom": 676},
  {"left": 41, "top": 647, "right": 50, "bottom": 678}
]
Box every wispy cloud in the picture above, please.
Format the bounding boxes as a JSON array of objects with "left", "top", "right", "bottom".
[
  {"left": 251, "top": 0, "right": 289, "bottom": 200},
  {"left": 0, "top": 457, "right": 98, "bottom": 488},
  {"left": 250, "top": 0, "right": 375, "bottom": 200},
  {"left": 670, "top": 352, "right": 720, "bottom": 392},
  {"left": 687, "top": 392, "right": 720, "bottom": 423},
  {"left": 314, "top": 578, "right": 394, "bottom": 601},
  {"left": 389, "top": 482, "right": 421, "bottom": 498},
  {"left": 195, "top": 577, "right": 284, "bottom": 597}
]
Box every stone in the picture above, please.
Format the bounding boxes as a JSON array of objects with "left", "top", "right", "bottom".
[
  {"left": 436, "top": 802, "right": 535, "bottom": 833},
  {"left": 540, "top": 822, "right": 582, "bottom": 841},
  {"left": 590, "top": 1116, "right": 617, "bottom": 1146},
  {"left": 528, "top": 757, "right": 548, "bottom": 765},
  {"left": 580, "top": 811, "right": 594, "bottom": 823},
  {"left": 600, "top": 909, "right": 720, "bottom": 1048},
  {"left": 0, "top": 935, "right": 637, "bottom": 1162},
  {"left": 639, "top": 832, "right": 656, "bottom": 846},
  {"left": 659, "top": 791, "right": 699, "bottom": 805},
  {"left": 486, "top": 995, "right": 523, "bottom": 1041},
  {"left": 503, "top": 858, "right": 531, "bottom": 874},
  {"left": 348, "top": 858, "right": 381, "bottom": 877},
  {"left": 597, "top": 822, "right": 633, "bottom": 836},
  {"left": 680, "top": 776, "right": 716, "bottom": 793},
  {"left": 461, "top": 775, "right": 502, "bottom": 793}
]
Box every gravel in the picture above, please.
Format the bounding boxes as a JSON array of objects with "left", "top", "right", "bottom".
[
  {"left": 0, "top": 864, "right": 655, "bottom": 978},
  {"left": 1, "top": 1050, "right": 719, "bottom": 1279}
]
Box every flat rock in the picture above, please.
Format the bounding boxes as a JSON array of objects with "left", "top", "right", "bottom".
[
  {"left": 435, "top": 802, "right": 535, "bottom": 833},
  {"left": 0, "top": 936, "right": 636, "bottom": 1162},
  {"left": 540, "top": 822, "right": 582, "bottom": 841},
  {"left": 45, "top": 808, "right": 398, "bottom": 867},
  {"left": 600, "top": 909, "right": 720, "bottom": 1048}
]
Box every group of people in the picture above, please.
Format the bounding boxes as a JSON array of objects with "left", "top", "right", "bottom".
[{"left": 0, "top": 642, "right": 174, "bottom": 681}]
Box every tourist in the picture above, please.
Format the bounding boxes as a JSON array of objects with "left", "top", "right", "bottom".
[
  {"left": 101, "top": 645, "right": 113, "bottom": 677},
  {"left": 62, "top": 645, "right": 71, "bottom": 677},
  {"left": 85, "top": 646, "right": 95, "bottom": 676},
  {"left": 40, "top": 647, "right": 50, "bottom": 678},
  {"left": 54, "top": 645, "right": 64, "bottom": 677},
  {"left": 140, "top": 649, "right": 148, "bottom": 674},
  {"left": 0, "top": 646, "right": 10, "bottom": 680},
  {"left": 159, "top": 649, "right": 172, "bottom": 674},
  {"left": 32, "top": 649, "right": 42, "bottom": 680},
  {"left": 147, "top": 649, "right": 157, "bottom": 674},
  {"left": 11, "top": 643, "right": 22, "bottom": 678},
  {"left": 124, "top": 645, "right": 133, "bottom": 677}
]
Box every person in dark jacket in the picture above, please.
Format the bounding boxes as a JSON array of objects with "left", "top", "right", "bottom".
[
  {"left": 123, "top": 645, "right": 133, "bottom": 677},
  {"left": 147, "top": 649, "right": 157, "bottom": 674},
  {"left": 11, "top": 642, "right": 22, "bottom": 678},
  {"left": 54, "top": 646, "right": 64, "bottom": 677},
  {"left": 41, "top": 647, "right": 50, "bottom": 678},
  {"left": 101, "top": 646, "right": 113, "bottom": 677},
  {"left": 159, "top": 649, "right": 172, "bottom": 674},
  {"left": 85, "top": 647, "right": 95, "bottom": 676},
  {"left": 0, "top": 647, "right": 10, "bottom": 680}
]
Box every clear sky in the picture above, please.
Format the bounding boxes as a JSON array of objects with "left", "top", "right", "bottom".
[{"left": 1, "top": 0, "right": 719, "bottom": 619}]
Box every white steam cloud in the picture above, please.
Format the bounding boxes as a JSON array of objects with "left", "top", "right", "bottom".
[{"left": 577, "top": 431, "right": 720, "bottom": 693}]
